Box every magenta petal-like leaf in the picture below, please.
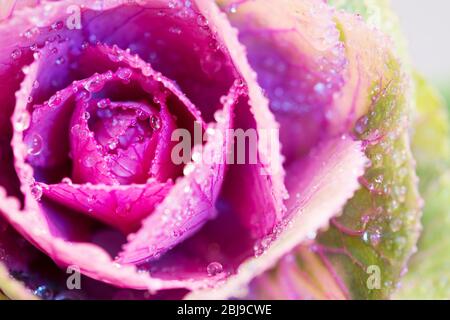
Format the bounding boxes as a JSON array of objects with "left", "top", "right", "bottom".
[
  {"left": 188, "top": 136, "right": 367, "bottom": 299},
  {"left": 40, "top": 180, "right": 173, "bottom": 233},
  {"left": 25, "top": 42, "right": 203, "bottom": 185},
  {"left": 196, "top": 0, "right": 288, "bottom": 224},
  {"left": 117, "top": 87, "right": 237, "bottom": 264},
  {"left": 218, "top": 0, "right": 347, "bottom": 163},
  {"left": 2, "top": 58, "right": 223, "bottom": 291}
]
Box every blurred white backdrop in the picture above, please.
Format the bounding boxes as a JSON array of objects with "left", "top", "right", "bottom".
[{"left": 391, "top": 0, "right": 450, "bottom": 83}]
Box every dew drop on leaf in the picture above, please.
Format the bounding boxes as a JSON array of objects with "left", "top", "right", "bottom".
[
  {"left": 11, "top": 48, "right": 22, "bottom": 60},
  {"left": 34, "top": 285, "right": 53, "bottom": 300},
  {"left": 61, "top": 177, "right": 72, "bottom": 184},
  {"left": 14, "top": 113, "right": 31, "bottom": 132},
  {"left": 97, "top": 98, "right": 111, "bottom": 109},
  {"left": 150, "top": 115, "right": 161, "bottom": 130},
  {"left": 196, "top": 15, "right": 209, "bottom": 28},
  {"left": 82, "top": 111, "right": 91, "bottom": 121},
  {"left": 207, "top": 262, "right": 223, "bottom": 276},
  {"left": 117, "top": 68, "right": 132, "bottom": 83},
  {"left": 30, "top": 184, "right": 43, "bottom": 201},
  {"left": 26, "top": 133, "right": 43, "bottom": 156}
]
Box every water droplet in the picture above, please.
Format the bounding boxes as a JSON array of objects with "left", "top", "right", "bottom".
[
  {"left": 253, "top": 241, "right": 265, "bottom": 257},
  {"left": 11, "top": 48, "right": 22, "bottom": 60},
  {"left": 183, "top": 163, "right": 195, "bottom": 176},
  {"left": 355, "top": 115, "right": 369, "bottom": 135},
  {"left": 108, "top": 141, "right": 118, "bottom": 151},
  {"left": 75, "top": 89, "right": 91, "bottom": 101},
  {"left": 362, "top": 228, "right": 382, "bottom": 247},
  {"left": 136, "top": 110, "right": 148, "bottom": 120},
  {"left": 220, "top": 96, "right": 230, "bottom": 105},
  {"left": 30, "top": 184, "right": 43, "bottom": 201},
  {"left": 206, "top": 262, "right": 223, "bottom": 276},
  {"left": 192, "top": 148, "right": 202, "bottom": 163},
  {"left": 81, "top": 41, "right": 89, "bottom": 50},
  {"left": 55, "top": 56, "right": 65, "bottom": 65},
  {"left": 313, "top": 82, "right": 326, "bottom": 94},
  {"left": 14, "top": 113, "right": 31, "bottom": 132},
  {"left": 150, "top": 115, "right": 161, "bottom": 130},
  {"left": 32, "top": 80, "right": 40, "bottom": 89},
  {"left": 228, "top": 4, "right": 237, "bottom": 13},
  {"left": 206, "top": 127, "right": 216, "bottom": 138},
  {"left": 33, "top": 51, "right": 42, "bottom": 60},
  {"left": 390, "top": 218, "right": 402, "bottom": 232},
  {"left": 97, "top": 98, "right": 111, "bottom": 109},
  {"left": 200, "top": 53, "right": 222, "bottom": 75},
  {"left": 61, "top": 177, "right": 72, "bottom": 184},
  {"left": 214, "top": 110, "right": 225, "bottom": 123},
  {"left": 26, "top": 133, "right": 43, "bottom": 156},
  {"left": 48, "top": 94, "right": 62, "bottom": 107},
  {"left": 197, "top": 15, "right": 209, "bottom": 27},
  {"left": 374, "top": 174, "right": 384, "bottom": 184},
  {"left": 117, "top": 68, "right": 132, "bottom": 83},
  {"left": 234, "top": 79, "right": 245, "bottom": 88},
  {"left": 51, "top": 21, "right": 64, "bottom": 31},
  {"left": 34, "top": 285, "right": 53, "bottom": 300},
  {"left": 22, "top": 67, "right": 30, "bottom": 77},
  {"left": 30, "top": 43, "right": 39, "bottom": 51},
  {"left": 82, "top": 111, "right": 91, "bottom": 121},
  {"left": 85, "top": 77, "right": 104, "bottom": 93},
  {"left": 23, "top": 29, "right": 34, "bottom": 39}
]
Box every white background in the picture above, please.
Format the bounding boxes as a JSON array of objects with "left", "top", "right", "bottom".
[{"left": 391, "top": 0, "right": 450, "bottom": 83}]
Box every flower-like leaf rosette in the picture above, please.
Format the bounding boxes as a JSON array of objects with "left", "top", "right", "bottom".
[{"left": 0, "top": 0, "right": 422, "bottom": 300}]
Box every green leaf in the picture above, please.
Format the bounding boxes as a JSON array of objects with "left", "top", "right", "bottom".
[
  {"left": 393, "top": 173, "right": 450, "bottom": 299},
  {"left": 330, "top": 2, "right": 450, "bottom": 299},
  {"left": 411, "top": 75, "right": 450, "bottom": 191},
  {"left": 437, "top": 83, "right": 450, "bottom": 113},
  {"left": 313, "top": 59, "right": 421, "bottom": 300},
  {"left": 294, "top": 1, "right": 421, "bottom": 300},
  {"left": 393, "top": 75, "right": 450, "bottom": 299}
]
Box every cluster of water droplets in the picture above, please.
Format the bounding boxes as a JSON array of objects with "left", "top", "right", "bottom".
[
  {"left": 253, "top": 218, "right": 293, "bottom": 258},
  {"left": 29, "top": 179, "right": 43, "bottom": 202},
  {"left": 25, "top": 133, "right": 43, "bottom": 156},
  {"left": 160, "top": 0, "right": 227, "bottom": 79},
  {"left": 345, "top": 70, "right": 419, "bottom": 273}
]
